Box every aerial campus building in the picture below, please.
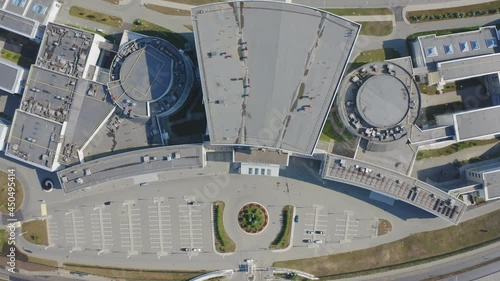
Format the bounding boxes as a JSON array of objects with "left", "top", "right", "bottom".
[
  {"left": 410, "top": 26, "right": 500, "bottom": 146},
  {"left": 192, "top": 0, "right": 360, "bottom": 155},
  {"left": 4, "top": 23, "right": 194, "bottom": 170},
  {"left": 0, "top": 0, "right": 61, "bottom": 41}
]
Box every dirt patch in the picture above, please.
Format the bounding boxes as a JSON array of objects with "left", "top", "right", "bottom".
[
  {"left": 22, "top": 220, "right": 49, "bottom": 246},
  {"left": 377, "top": 219, "right": 392, "bottom": 236}
]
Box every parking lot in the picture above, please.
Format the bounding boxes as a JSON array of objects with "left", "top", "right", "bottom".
[
  {"left": 46, "top": 196, "right": 212, "bottom": 258},
  {"left": 294, "top": 205, "right": 379, "bottom": 248}
]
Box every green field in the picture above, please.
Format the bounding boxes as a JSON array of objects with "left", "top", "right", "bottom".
[
  {"left": 274, "top": 208, "right": 500, "bottom": 279},
  {"left": 0, "top": 49, "right": 33, "bottom": 68}
]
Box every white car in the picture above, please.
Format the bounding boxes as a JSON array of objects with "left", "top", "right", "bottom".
[
  {"left": 313, "top": 240, "right": 323, "bottom": 244},
  {"left": 192, "top": 248, "right": 201, "bottom": 252}
]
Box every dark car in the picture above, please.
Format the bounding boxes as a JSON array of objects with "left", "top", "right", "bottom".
[
  {"left": 104, "top": 201, "right": 111, "bottom": 206},
  {"left": 294, "top": 215, "right": 299, "bottom": 223}
]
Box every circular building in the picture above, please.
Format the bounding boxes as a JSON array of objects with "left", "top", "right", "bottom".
[
  {"left": 356, "top": 75, "right": 410, "bottom": 128},
  {"left": 108, "top": 37, "right": 194, "bottom": 118},
  {"left": 337, "top": 60, "right": 421, "bottom": 143}
]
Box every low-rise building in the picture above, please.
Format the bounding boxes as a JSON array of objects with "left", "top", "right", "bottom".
[
  {"left": 466, "top": 162, "right": 500, "bottom": 201},
  {"left": 0, "top": 0, "right": 61, "bottom": 41}
]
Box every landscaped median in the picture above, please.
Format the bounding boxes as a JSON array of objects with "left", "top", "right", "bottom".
[
  {"left": 69, "top": 6, "right": 123, "bottom": 28},
  {"left": 406, "top": 1, "right": 500, "bottom": 23},
  {"left": 269, "top": 205, "right": 294, "bottom": 250},
  {"left": 0, "top": 170, "right": 24, "bottom": 214},
  {"left": 274, "top": 208, "right": 500, "bottom": 280},
  {"left": 213, "top": 201, "right": 236, "bottom": 253}
]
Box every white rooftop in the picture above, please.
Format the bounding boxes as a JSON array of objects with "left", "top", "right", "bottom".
[{"left": 192, "top": 1, "right": 360, "bottom": 154}]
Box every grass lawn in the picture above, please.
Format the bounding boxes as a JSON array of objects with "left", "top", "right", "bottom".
[
  {"left": 213, "top": 201, "right": 236, "bottom": 253},
  {"left": 359, "top": 21, "right": 393, "bottom": 36},
  {"left": 406, "top": 1, "right": 500, "bottom": 23},
  {"left": 417, "top": 139, "right": 499, "bottom": 160},
  {"left": 0, "top": 229, "right": 7, "bottom": 247},
  {"left": 418, "top": 82, "right": 456, "bottom": 95},
  {"left": 69, "top": 6, "right": 123, "bottom": 28},
  {"left": 145, "top": 4, "right": 191, "bottom": 16},
  {"left": 321, "top": 119, "right": 343, "bottom": 142},
  {"left": 63, "top": 263, "right": 205, "bottom": 280},
  {"left": 22, "top": 220, "right": 49, "bottom": 246},
  {"left": 274, "top": 208, "right": 500, "bottom": 279},
  {"left": 377, "top": 219, "right": 392, "bottom": 236},
  {"left": 270, "top": 205, "right": 294, "bottom": 250},
  {"left": 0, "top": 170, "right": 24, "bottom": 214},
  {"left": 132, "top": 19, "right": 188, "bottom": 50},
  {"left": 165, "top": 0, "right": 221, "bottom": 5},
  {"left": 323, "top": 8, "right": 392, "bottom": 16},
  {"left": 0, "top": 49, "right": 33, "bottom": 68},
  {"left": 348, "top": 48, "right": 401, "bottom": 73}
]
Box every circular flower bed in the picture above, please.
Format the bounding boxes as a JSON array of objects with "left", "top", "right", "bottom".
[{"left": 238, "top": 202, "right": 268, "bottom": 234}]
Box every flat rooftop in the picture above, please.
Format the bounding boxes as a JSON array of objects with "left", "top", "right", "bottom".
[
  {"left": 419, "top": 26, "right": 499, "bottom": 66},
  {"left": 36, "top": 22, "right": 95, "bottom": 77},
  {"left": 468, "top": 162, "right": 500, "bottom": 200},
  {"left": 0, "top": 8, "right": 37, "bottom": 38},
  {"left": 233, "top": 148, "right": 289, "bottom": 166},
  {"left": 323, "top": 154, "right": 467, "bottom": 224},
  {"left": 192, "top": 1, "right": 359, "bottom": 154},
  {"left": 109, "top": 36, "right": 194, "bottom": 117},
  {"left": 0, "top": 60, "right": 24, "bottom": 93},
  {"left": 356, "top": 74, "right": 409, "bottom": 128},
  {"left": 453, "top": 105, "right": 500, "bottom": 141},
  {"left": 0, "top": 0, "right": 59, "bottom": 38},
  {"left": 484, "top": 169, "right": 500, "bottom": 200},
  {"left": 58, "top": 144, "right": 204, "bottom": 193},
  {"left": 10, "top": 66, "right": 115, "bottom": 168},
  {"left": 438, "top": 53, "right": 500, "bottom": 83},
  {"left": 7, "top": 110, "right": 63, "bottom": 170}
]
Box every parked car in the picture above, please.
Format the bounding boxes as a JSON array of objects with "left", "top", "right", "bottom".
[
  {"left": 192, "top": 248, "right": 201, "bottom": 252},
  {"left": 305, "top": 230, "right": 313, "bottom": 235},
  {"left": 294, "top": 215, "right": 299, "bottom": 223},
  {"left": 303, "top": 239, "right": 312, "bottom": 243},
  {"left": 315, "top": 230, "right": 324, "bottom": 235},
  {"left": 313, "top": 240, "right": 323, "bottom": 244},
  {"left": 180, "top": 248, "right": 190, "bottom": 252},
  {"left": 104, "top": 201, "right": 111, "bottom": 206}
]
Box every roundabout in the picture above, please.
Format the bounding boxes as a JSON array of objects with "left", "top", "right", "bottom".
[{"left": 237, "top": 202, "right": 269, "bottom": 234}]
